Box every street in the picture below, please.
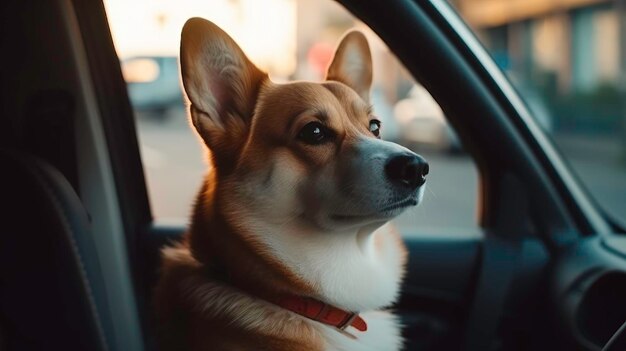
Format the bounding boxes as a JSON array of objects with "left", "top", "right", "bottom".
[{"left": 136, "top": 109, "right": 626, "bottom": 235}]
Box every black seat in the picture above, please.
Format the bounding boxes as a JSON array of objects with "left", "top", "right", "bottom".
[{"left": 0, "top": 150, "right": 110, "bottom": 351}]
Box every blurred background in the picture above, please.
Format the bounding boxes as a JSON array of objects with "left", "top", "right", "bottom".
[
  {"left": 456, "top": 0, "right": 626, "bottom": 229},
  {"left": 103, "top": 0, "right": 626, "bottom": 233}
]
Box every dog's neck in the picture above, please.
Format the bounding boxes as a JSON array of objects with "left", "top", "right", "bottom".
[
  {"left": 188, "top": 177, "right": 407, "bottom": 313},
  {"left": 189, "top": 179, "right": 314, "bottom": 298}
]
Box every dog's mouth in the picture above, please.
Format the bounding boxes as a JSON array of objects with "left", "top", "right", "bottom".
[
  {"left": 379, "top": 198, "right": 418, "bottom": 212},
  {"left": 330, "top": 197, "right": 418, "bottom": 222}
]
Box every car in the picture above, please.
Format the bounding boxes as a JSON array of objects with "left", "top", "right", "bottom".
[
  {"left": 2, "top": 0, "right": 625, "bottom": 350},
  {"left": 394, "top": 84, "right": 461, "bottom": 152},
  {"left": 121, "top": 56, "right": 184, "bottom": 119}
]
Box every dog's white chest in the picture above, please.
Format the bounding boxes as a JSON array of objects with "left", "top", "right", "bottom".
[{"left": 319, "top": 310, "right": 403, "bottom": 351}]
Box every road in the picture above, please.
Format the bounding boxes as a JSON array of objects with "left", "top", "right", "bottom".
[{"left": 136, "top": 109, "right": 626, "bottom": 234}]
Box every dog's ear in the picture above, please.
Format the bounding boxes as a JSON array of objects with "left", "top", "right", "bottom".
[
  {"left": 326, "top": 30, "right": 373, "bottom": 102},
  {"left": 180, "top": 18, "right": 267, "bottom": 168}
]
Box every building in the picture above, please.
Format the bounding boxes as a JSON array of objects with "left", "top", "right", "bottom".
[{"left": 456, "top": 0, "right": 626, "bottom": 132}]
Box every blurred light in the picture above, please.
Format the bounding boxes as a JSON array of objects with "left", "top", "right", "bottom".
[
  {"left": 307, "top": 42, "right": 334, "bottom": 75},
  {"left": 121, "top": 58, "right": 160, "bottom": 83}
]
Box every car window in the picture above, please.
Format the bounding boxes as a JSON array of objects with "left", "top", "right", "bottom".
[
  {"left": 450, "top": 0, "right": 626, "bottom": 229},
  {"left": 104, "top": 0, "right": 479, "bottom": 234}
]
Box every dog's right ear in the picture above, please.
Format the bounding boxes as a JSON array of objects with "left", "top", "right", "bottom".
[
  {"left": 326, "top": 30, "right": 373, "bottom": 102},
  {"left": 180, "top": 18, "right": 267, "bottom": 167}
]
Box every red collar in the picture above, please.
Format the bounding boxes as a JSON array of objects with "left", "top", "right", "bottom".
[
  {"left": 271, "top": 295, "right": 367, "bottom": 332},
  {"left": 210, "top": 266, "right": 367, "bottom": 333}
]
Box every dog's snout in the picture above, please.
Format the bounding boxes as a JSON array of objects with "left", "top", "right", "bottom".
[{"left": 385, "top": 154, "right": 429, "bottom": 189}]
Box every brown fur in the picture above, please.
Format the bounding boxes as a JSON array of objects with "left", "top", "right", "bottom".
[
  {"left": 154, "top": 18, "right": 402, "bottom": 350},
  {"left": 154, "top": 243, "right": 324, "bottom": 350}
]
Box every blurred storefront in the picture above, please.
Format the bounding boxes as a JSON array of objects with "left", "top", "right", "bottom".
[{"left": 456, "top": 0, "right": 626, "bottom": 134}]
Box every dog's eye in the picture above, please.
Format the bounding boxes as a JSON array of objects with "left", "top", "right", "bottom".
[
  {"left": 298, "top": 122, "right": 329, "bottom": 145},
  {"left": 369, "top": 119, "right": 381, "bottom": 138}
]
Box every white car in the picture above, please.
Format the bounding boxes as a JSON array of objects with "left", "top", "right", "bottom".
[{"left": 394, "top": 84, "right": 460, "bottom": 152}]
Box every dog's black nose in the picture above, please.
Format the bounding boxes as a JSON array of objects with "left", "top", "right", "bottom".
[{"left": 385, "top": 153, "right": 429, "bottom": 189}]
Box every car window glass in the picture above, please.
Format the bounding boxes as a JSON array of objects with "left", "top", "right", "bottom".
[
  {"left": 104, "top": 0, "right": 479, "bottom": 234},
  {"left": 450, "top": 0, "right": 626, "bottom": 229}
]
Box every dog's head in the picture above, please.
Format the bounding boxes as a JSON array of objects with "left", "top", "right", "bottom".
[{"left": 181, "top": 18, "right": 428, "bottom": 233}]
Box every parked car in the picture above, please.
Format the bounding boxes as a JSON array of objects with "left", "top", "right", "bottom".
[
  {"left": 122, "top": 56, "right": 184, "bottom": 118},
  {"left": 394, "top": 84, "right": 461, "bottom": 152}
]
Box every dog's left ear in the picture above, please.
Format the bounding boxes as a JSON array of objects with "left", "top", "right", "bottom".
[{"left": 326, "top": 30, "right": 373, "bottom": 102}]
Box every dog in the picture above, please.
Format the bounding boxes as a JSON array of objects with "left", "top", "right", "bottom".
[{"left": 154, "top": 17, "right": 429, "bottom": 351}]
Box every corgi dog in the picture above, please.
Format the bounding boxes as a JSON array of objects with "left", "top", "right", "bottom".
[{"left": 154, "top": 17, "right": 429, "bottom": 351}]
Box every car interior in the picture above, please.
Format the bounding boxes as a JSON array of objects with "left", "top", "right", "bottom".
[{"left": 1, "top": 0, "right": 626, "bottom": 350}]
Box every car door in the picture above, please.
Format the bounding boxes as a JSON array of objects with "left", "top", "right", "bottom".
[{"left": 70, "top": 0, "right": 626, "bottom": 350}]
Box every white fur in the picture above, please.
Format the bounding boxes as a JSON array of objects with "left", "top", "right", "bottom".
[
  {"left": 165, "top": 245, "right": 404, "bottom": 351},
  {"left": 237, "top": 219, "right": 404, "bottom": 312},
  {"left": 223, "top": 145, "right": 413, "bottom": 312}
]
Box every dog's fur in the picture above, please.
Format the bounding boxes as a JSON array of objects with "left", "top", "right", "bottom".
[{"left": 154, "top": 18, "right": 427, "bottom": 351}]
